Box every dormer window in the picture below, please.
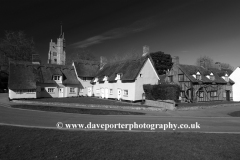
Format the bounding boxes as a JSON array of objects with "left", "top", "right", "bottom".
[
  {"left": 103, "top": 76, "right": 108, "bottom": 81},
  {"left": 93, "top": 78, "right": 98, "bottom": 83},
  {"left": 54, "top": 75, "right": 60, "bottom": 80},
  {"left": 209, "top": 73, "right": 215, "bottom": 81},
  {"left": 196, "top": 72, "right": 201, "bottom": 80},
  {"left": 115, "top": 73, "right": 122, "bottom": 80}
]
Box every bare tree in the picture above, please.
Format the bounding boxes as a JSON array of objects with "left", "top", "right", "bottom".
[
  {"left": 66, "top": 48, "right": 98, "bottom": 65},
  {"left": 196, "top": 55, "right": 234, "bottom": 71},
  {"left": 107, "top": 49, "right": 142, "bottom": 64},
  {"left": 0, "top": 31, "right": 36, "bottom": 65},
  {"left": 196, "top": 56, "right": 214, "bottom": 69}
]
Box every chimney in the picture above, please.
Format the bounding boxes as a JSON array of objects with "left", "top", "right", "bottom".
[
  {"left": 172, "top": 56, "right": 179, "bottom": 65},
  {"left": 32, "top": 54, "right": 41, "bottom": 65},
  {"left": 215, "top": 62, "right": 221, "bottom": 70},
  {"left": 142, "top": 45, "right": 149, "bottom": 56}
]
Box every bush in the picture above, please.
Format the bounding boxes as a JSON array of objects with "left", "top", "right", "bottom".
[{"left": 143, "top": 84, "right": 180, "bottom": 101}]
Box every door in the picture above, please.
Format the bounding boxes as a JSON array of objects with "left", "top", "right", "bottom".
[
  {"left": 226, "top": 90, "right": 230, "bottom": 101},
  {"left": 88, "top": 87, "right": 92, "bottom": 97},
  {"left": 117, "top": 89, "right": 121, "bottom": 100},
  {"left": 59, "top": 88, "right": 63, "bottom": 97},
  {"left": 101, "top": 88, "right": 105, "bottom": 98},
  {"left": 105, "top": 88, "right": 108, "bottom": 99}
]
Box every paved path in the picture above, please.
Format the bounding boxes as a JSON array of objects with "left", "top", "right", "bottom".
[{"left": 0, "top": 93, "right": 240, "bottom": 133}]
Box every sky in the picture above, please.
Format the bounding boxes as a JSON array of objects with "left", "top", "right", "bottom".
[{"left": 1, "top": 0, "right": 240, "bottom": 68}]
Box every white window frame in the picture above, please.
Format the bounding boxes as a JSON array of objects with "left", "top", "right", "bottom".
[
  {"left": 70, "top": 88, "right": 75, "bottom": 93},
  {"left": 48, "top": 88, "right": 55, "bottom": 93},
  {"left": 123, "top": 90, "right": 128, "bottom": 97},
  {"left": 110, "top": 89, "right": 113, "bottom": 95},
  {"left": 80, "top": 88, "right": 84, "bottom": 93}
]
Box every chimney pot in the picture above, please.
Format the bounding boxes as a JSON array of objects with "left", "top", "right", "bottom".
[
  {"left": 172, "top": 56, "right": 179, "bottom": 65},
  {"left": 142, "top": 45, "right": 149, "bottom": 56}
]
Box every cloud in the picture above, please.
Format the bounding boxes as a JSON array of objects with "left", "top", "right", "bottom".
[
  {"left": 70, "top": 17, "right": 156, "bottom": 48},
  {"left": 70, "top": 1, "right": 194, "bottom": 48}
]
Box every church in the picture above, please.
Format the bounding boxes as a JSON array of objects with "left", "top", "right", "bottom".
[{"left": 47, "top": 25, "right": 66, "bottom": 65}]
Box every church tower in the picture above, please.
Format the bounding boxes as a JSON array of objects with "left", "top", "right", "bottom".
[{"left": 47, "top": 24, "right": 66, "bottom": 65}]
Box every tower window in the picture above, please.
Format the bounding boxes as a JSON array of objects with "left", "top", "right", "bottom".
[
  {"left": 53, "top": 52, "right": 57, "bottom": 56},
  {"left": 54, "top": 59, "right": 57, "bottom": 62}
]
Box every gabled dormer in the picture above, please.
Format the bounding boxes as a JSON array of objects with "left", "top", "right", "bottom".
[
  {"left": 192, "top": 71, "right": 202, "bottom": 80},
  {"left": 206, "top": 72, "right": 215, "bottom": 81},
  {"left": 222, "top": 73, "right": 229, "bottom": 82},
  {"left": 53, "top": 75, "right": 62, "bottom": 83},
  {"left": 93, "top": 78, "right": 98, "bottom": 83},
  {"left": 103, "top": 75, "right": 108, "bottom": 81},
  {"left": 115, "top": 73, "right": 122, "bottom": 80}
]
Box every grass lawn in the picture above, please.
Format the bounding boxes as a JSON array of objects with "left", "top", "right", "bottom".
[
  {"left": 0, "top": 126, "right": 240, "bottom": 160},
  {"left": 25, "top": 96, "right": 147, "bottom": 107},
  {"left": 177, "top": 101, "right": 240, "bottom": 108},
  {"left": 11, "top": 105, "right": 145, "bottom": 115},
  {"left": 228, "top": 111, "right": 240, "bottom": 117}
]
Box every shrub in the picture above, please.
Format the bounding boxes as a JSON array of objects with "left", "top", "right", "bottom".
[{"left": 143, "top": 84, "right": 180, "bottom": 101}]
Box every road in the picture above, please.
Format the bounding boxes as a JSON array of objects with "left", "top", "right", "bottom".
[{"left": 0, "top": 93, "right": 240, "bottom": 133}]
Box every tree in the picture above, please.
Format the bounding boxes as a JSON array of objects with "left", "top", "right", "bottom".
[
  {"left": 66, "top": 48, "right": 98, "bottom": 65},
  {"left": 0, "top": 31, "right": 36, "bottom": 66},
  {"left": 150, "top": 51, "right": 173, "bottom": 75},
  {"left": 196, "top": 56, "right": 214, "bottom": 69},
  {"left": 196, "top": 56, "right": 234, "bottom": 71}
]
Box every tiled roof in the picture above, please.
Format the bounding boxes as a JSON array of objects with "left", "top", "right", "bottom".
[{"left": 178, "top": 64, "right": 234, "bottom": 84}]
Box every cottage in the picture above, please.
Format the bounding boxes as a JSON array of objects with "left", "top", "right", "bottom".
[
  {"left": 165, "top": 57, "right": 234, "bottom": 102},
  {"left": 229, "top": 67, "right": 240, "bottom": 101},
  {"left": 72, "top": 60, "right": 99, "bottom": 96},
  {"left": 91, "top": 56, "right": 159, "bottom": 102},
  {"left": 8, "top": 61, "right": 81, "bottom": 100}
]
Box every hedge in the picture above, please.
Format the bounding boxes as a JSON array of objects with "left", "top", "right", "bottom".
[{"left": 143, "top": 84, "right": 180, "bottom": 101}]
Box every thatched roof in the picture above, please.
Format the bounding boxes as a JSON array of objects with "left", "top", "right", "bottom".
[
  {"left": 96, "top": 56, "right": 148, "bottom": 82},
  {"left": 8, "top": 61, "right": 80, "bottom": 90},
  {"left": 8, "top": 63, "right": 37, "bottom": 89},
  {"left": 73, "top": 60, "right": 99, "bottom": 77}
]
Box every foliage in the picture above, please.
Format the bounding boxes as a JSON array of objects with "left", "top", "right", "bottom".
[
  {"left": 196, "top": 56, "right": 234, "bottom": 70},
  {"left": 143, "top": 84, "right": 180, "bottom": 101},
  {"left": 150, "top": 51, "right": 173, "bottom": 75},
  {"left": 106, "top": 49, "right": 142, "bottom": 64},
  {"left": 0, "top": 31, "right": 36, "bottom": 65},
  {"left": 66, "top": 48, "right": 98, "bottom": 65}
]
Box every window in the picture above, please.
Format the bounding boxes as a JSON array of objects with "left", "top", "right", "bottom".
[
  {"left": 54, "top": 59, "right": 57, "bottom": 62},
  {"left": 54, "top": 76, "right": 60, "bottom": 80},
  {"left": 178, "top": 74, "right": 184, "bottom": 81},
  {"left": 123, "top": 90, "right": 128, "bottom": 96},
  {"left": 110, "top": 89, "right": 113, "bottom": 95},
  {"left": 210, "top": 91, "right": 217, "bottom": 97},
  {"left": 41, "top": 87, "right": 45, "bottom": 91},
  {"left": 80, "top": 89, "right": 84, "bottom": 93},
  {"left": 168, "top": 76, "right": 173, "bottom": 82},
  {"left": 196, "top": 75, "right": 201, "bottom": 80},
  {"left": 139, "top": 74, "right": 143, "bottom": 78},
  {"left": 82, "top": 77, "right": 87, "bottom": 81},
  {"left": 199, "top": 91, "right": 204, "bottom": 98},
  {"left": 53, "top": 52, "right": 57, "bottom": 56},
  {"left": 15, "top": 90, "right": 23, "bottom": 94},
  {"left": 225, "top": 76, "right": 229, "bottom": 82},
  {"left": 70, "top": 88, "right": 75, "bottom": 93},
  {"left": 27, "top": 89, "right": 35, "bottom": 93},
  {"left": 180, "top": 91, "right": 185, "bottom": 97},
  {"left": 48, "top": 88, "right": 54, "bottom": 93},
  {"left": 210, "top": 75, "right": 215, "bottom": 81}
]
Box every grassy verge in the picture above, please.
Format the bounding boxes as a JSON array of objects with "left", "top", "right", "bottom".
[
  {"left": 0, "top": 126, "right": 240, "bottom": 159},
  {"left": 24, "top": 96, "right": 147, "bottom": 107},
  {"left": 228, "top": 111, "right": 240, "bottom": 117},
  {"left": 11, "top": 105, "right": 145, "bottom": 115},
  {"left": 177, "top": 101, "right": 240, "bottom": 108}
]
